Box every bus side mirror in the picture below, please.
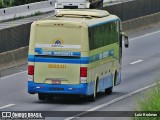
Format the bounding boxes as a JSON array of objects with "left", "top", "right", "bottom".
[
  {"left": 121, "top": 32, "right": 129, "bottom": 48},
  {"left": 124, "top": 36, "right": 129, "bottom": 48}
]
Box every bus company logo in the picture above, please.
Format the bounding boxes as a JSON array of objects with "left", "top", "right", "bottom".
[
  {"left": 55, "top": 40, "right": 61, "bottom": 45},
  {"left": 52, "top": 38, "right": 64, "bottom": 48}
]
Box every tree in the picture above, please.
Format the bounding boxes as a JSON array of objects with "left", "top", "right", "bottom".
[
  {"left": 0, "top": 0, "right": 3, "bottom": 8},
  {"left": 11, "top": 1, "right": 25, "bottom": 6}
]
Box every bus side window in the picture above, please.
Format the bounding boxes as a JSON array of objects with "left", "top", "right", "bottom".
[
  {"left": 119, "top": 21, "right": 122, "bottom": 48},
  {"left": 108, "top": 23, "right": 111, "bottom": 45},
  {"left": 104, "top": 23, "right": 109, "bottom": 46}
]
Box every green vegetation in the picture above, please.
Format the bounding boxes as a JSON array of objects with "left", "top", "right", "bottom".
[
  {"left": 0, "top": 0, "right": 47, "bottom": 8},
  {"left": 133, "top": 82, "right": 160, "bottom": 120},
  {"left": 13, "top": 15, "right": 24, "bottom": 20},
  {"left": 31, "top": 11, "right": 42, "bottom": 16},
  {"left": 0, "top": 0, "right": 3, "bottom": 8}
]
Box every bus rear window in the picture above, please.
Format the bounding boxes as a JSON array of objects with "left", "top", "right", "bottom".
[{"left": 35, "top": 26, "right": 83, "bottom": 50}]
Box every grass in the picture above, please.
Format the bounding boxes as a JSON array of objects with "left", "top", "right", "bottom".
[
  {"left": 31, "top": 11, "right": 42, "bottom": 16},
  {"left": 13, "top": 15, "right": 25, "bottom": 20},
  {"left": 132, "top": 81, "right": 160, "bottom": 120}
]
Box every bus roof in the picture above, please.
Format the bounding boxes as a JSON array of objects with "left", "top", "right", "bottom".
[
  {"left": 39, "top": 9, "right": 120, "bottom": 27},
  {"left": 56, "top": 9, "right": 110, "bottom": 18}
]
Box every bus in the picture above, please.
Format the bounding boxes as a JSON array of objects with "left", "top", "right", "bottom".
[
  {"left": 55, "top": 0, "right": 103, "bottom": 9},
  {"left": 28, "top": 9, "right": 129, "bottom": 102}
]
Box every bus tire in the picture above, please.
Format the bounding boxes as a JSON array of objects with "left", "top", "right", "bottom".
[
  {"left": 114, "top": 71, "right": 118, "bottom": 86},
  {"left": 88, "top": 93, "right": 96, "bottom": 102},
  {"left": 88, "top": 80, "right": 98, "bottom": 102},
  {"left": 46, "top": 95, "right": 54, "bottom": 101},
  {"left": 105, "top": 87, "right": 113, "bottom": 95},
  {"left": 38, "top": 93, "right": 46, "bottom": 100}
]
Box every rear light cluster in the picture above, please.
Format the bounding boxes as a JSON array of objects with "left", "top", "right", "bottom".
[
  {"left": 28, "top": 65, "right": 34, "bottom": 81},
  {"left": 80, "top": 67, "right": 87, "bottom": 77},
  {"left": 28, "top": 65, "right": 34, "bottom": 75},
  {"left": 80, "top": 67, "right": 87, "bottom": 83}
]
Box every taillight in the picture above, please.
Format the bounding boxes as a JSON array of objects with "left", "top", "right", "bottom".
[
  {"left": 28, "top": 65, "right": 34, "bottom": 75},
  {"left": 80, "top": 67, "right": 87, "bottom": 77}
]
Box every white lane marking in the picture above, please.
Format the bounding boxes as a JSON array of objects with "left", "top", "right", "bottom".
[
  {"left": 130, "top": 60, "right": 143, "bottom": 65},
  {"left": 130, "top": 30, "right": 160, "bottom": 41},
  {"left": 0, "top": 104, "right": 15, "bottom": 109},
  {"left": 0, "top": 70, "right": 27, "bottom": 80},
  {"left": 65, "top": 82, "right": 158, "bottom": 120}
]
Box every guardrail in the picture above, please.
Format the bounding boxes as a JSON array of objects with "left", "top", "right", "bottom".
[
  {"left": 102, "top": 0, "right": 160, "bottom": 21},
  {"left": 0, "top": 0, "right": 131, "bottom": 22},
  {"left": 0, "top": 0, "right": 55, "bottom": 22},
  {"left": 0, "top": 47, "right": 28, "bottom": 71}
]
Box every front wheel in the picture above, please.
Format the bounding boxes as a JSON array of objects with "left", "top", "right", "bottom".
[{"left": 105, "top": 87, "right": 113, "bottom": 95}]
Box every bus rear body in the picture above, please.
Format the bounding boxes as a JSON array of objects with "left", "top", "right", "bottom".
[
  {"left": 28, "top": 9, "right": 128, "bottom": 101},
  {"left": 28, "top": 21, "right": 90, "bottom": 96}
]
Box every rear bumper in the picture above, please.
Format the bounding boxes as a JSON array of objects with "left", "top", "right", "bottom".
[{"left": 28, "top": 81, "right": 88, "bottom": 95}]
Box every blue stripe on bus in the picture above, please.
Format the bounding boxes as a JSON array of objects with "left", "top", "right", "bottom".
[
  {"left": 35, "top": 48, "right": 42, "bottom": 54},
  {"left": 89, "top": 49, "right": 114, "bottom": 63},
  {"left": 28, "top": 49, "right": 115, "bottom": 64},
  {"left": 28, "top": 55, "right": 34, "bottom": 62},
  {"left": 89, "top": 18, "right": 120, "bottom": 27},
  {"left": 28, "top": 55, "right": 89, "bottom": 64},
  {"left": 28, "top": 81, "right": 88, "bottom": 95},
  {"left": 28, "top": 74, "right": 115, "bottom": 95}
]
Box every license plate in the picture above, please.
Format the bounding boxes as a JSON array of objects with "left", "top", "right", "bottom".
[
  {"left": 48, "top": 64, "right": 66, "bottom": 69},
  {"left": 49, "top": 87, "right": 64, "bottom": 91}
]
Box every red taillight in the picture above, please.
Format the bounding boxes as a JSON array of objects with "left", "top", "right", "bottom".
[
  {"left": 28, "top": 65, "right": 34, "bottom": 75},
  {"left": 80, "top": 67, "right": 87, "bottom": 77}
]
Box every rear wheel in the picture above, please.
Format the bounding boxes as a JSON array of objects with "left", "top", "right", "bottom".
[
  {"left": 88, "top": 91, "right": 96, "bottom": 102},
  {"left": 105, "top": 87, "right": 113, "bottom": 95},
  {"left": 38, "top": 93, "right": 46, "bottom": 100},
  {"left": 88, "top": 80, "right": 98, "bottom": 102},
  {"left": 46, "top": 96, "right": 54, "bottom": 101}
]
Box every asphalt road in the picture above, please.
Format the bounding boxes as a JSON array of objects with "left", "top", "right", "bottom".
[
  {"left": 0, "top": 24, "right": 160, "bottom": 120},
  {"left": 0, "top": 12, "right": 54, "bottom": 30}
]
